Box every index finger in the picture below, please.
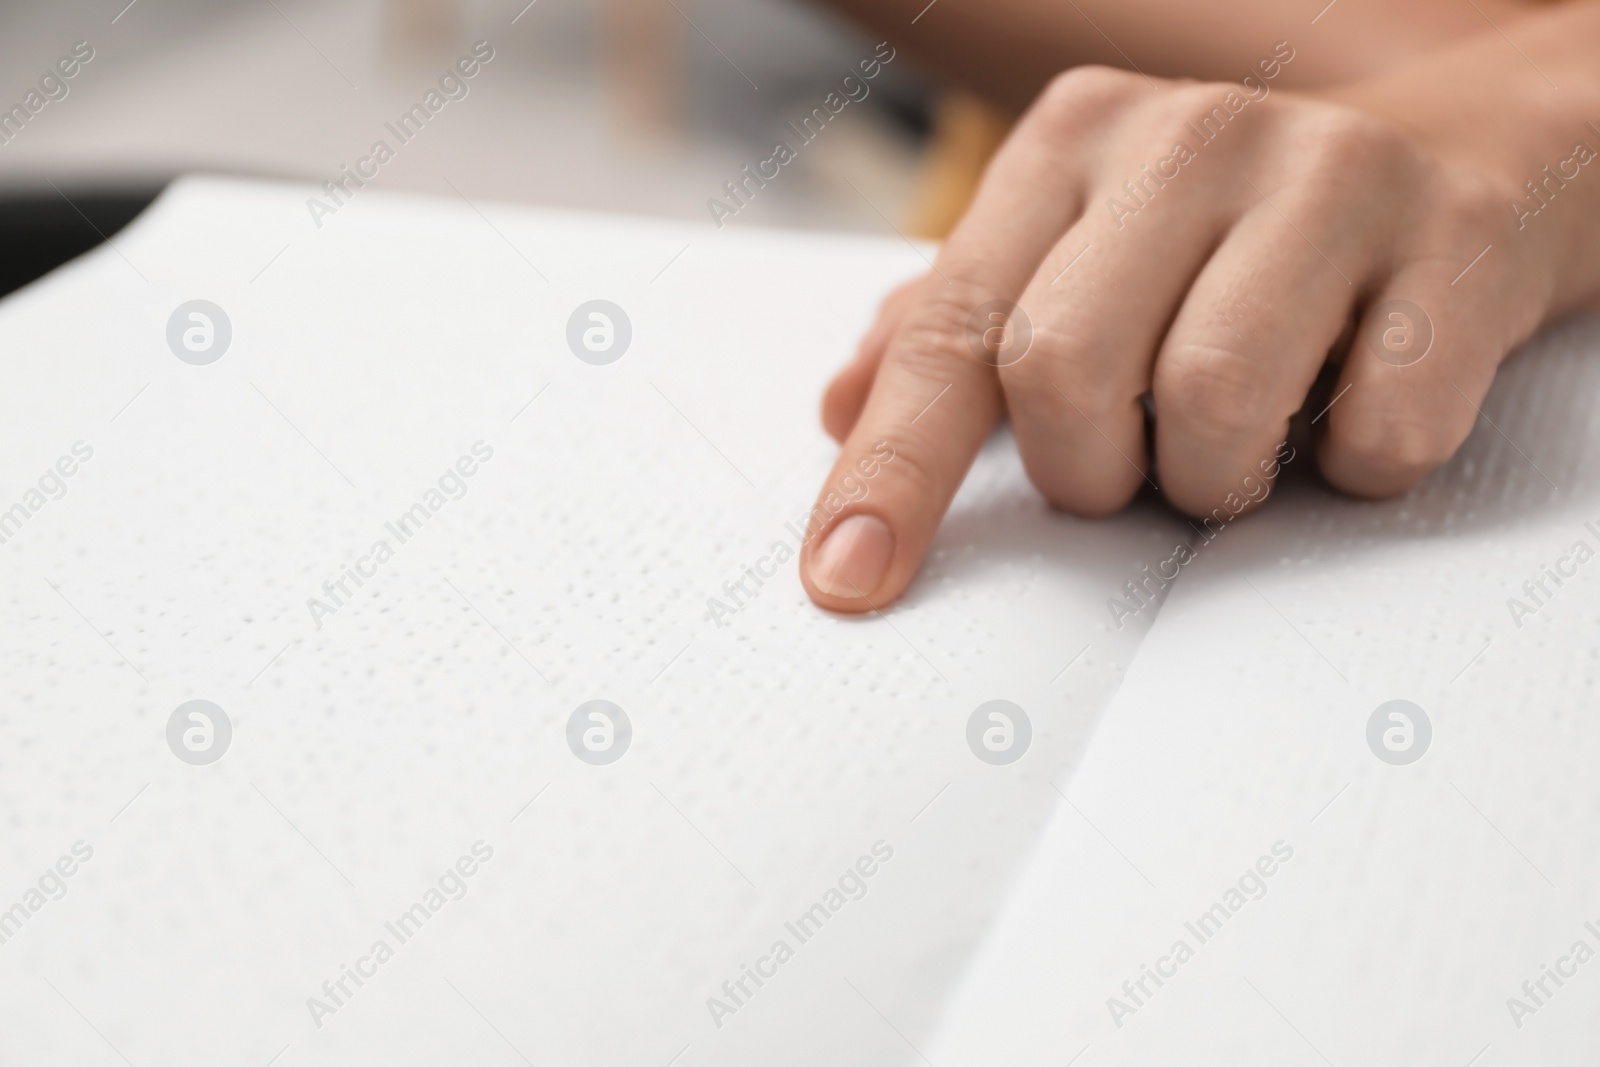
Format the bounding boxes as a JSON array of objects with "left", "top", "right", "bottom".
[{"left": 800, "top": 77, "right": 1101, "bottom": 611}]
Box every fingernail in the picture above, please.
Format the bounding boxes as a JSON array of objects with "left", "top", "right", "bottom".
[{"left": 809, "top": 514, "right": 895, "bottom": 599}]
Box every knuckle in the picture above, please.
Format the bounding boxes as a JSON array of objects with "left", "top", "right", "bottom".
[
  {"left": 1430, "top": 173, "right": 1510, "bottom": 240},
  {"left": 1005, "top": 333, "right": 1122, "bottom": 420},
  {"left": 1298, "top": 109, "right": 1408, "bottom": 185},
  {"left": 891, "top": 284, "right": 987, "bottom": 374},
  {"left": 1155, "top": 343, "right": 1277, "bottom": 441},
  {"left": 1154, "top": 91, "right": 1220, "bottom": 146},
  {"left": 994, "top": 318, "right": 1058, "bottom": 387},
  {"left": 872, "top": 428, "right": 950, "bottom": 500},
  {"left": 1030, "top": 65, "right": 1143, "bottom": 136},
  {"left": 1042, "top": 65, "right": 1142, "bottom": 106},
  {"left": 1149, "top": 81, "right": 1277, "bottom": 157},
  {"left": 1172, "top": 82, "right": 1256, "bottom": 134}
]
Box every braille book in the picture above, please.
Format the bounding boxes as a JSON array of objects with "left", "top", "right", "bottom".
[{"left": 1, "top": 176, "right": 1594, "bottom": 1065}]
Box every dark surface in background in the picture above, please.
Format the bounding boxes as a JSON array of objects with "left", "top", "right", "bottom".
[{"left": 0, "top": 190, "right": 163, "bottom": 298}]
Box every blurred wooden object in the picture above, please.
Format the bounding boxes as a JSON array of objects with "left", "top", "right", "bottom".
[
  {"left": 905, "top": 90, "right": 1013, "bottom": 239},
  {"left": 599, "top": 0, "right": 684, "bottom": 132},
  {"left": 381, "top": 0, "right": 464, "bottom": 56}
]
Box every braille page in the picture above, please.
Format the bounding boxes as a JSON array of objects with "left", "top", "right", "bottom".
[
  {"left": 929, "top": 313, "right": 1600, "bottom": 1065},
  {"left": 0, "top": 176, "right": 1187, "bottom": 1066}
]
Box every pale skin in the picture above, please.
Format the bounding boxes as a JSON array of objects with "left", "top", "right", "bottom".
[{"left": 800, "top": 0, "right": 1600, "bottom": 612}]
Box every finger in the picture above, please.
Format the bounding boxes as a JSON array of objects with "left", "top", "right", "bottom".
[
  {"left": 1320, "top": 213, "right": 1543, "bottom": 496},
  {"left": 1153, "top": 176, "right": 1392, "bottom": 518},
  {"left": 801, "top": 70, "right": 1130, "bottom": 612},
  {"left": 822, "top": 274, "right": 924, "bottom": 442},
  {"left": 1002, "top": 134, "right": 1237, "bottom": 515}
]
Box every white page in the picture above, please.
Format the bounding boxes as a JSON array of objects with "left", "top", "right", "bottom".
[
  {"left": 931, "top": 314, "right": 1600, "bottom": 1065},
  {"left": 0, "top": 176, "right": 1187, "bottom": 1066}
]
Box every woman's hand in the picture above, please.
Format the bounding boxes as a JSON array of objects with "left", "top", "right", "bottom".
[{"left": 801, "top": 15, "right": 1600, "bottom": 612}]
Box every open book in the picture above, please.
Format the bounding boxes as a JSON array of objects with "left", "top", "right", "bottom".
[{"left": 1, "top": 177, "right": 1595, "bottom": 1065}]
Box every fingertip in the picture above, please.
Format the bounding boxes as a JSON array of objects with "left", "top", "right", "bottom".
[
  {"left": 802, "top": 512, "right": 897, "bottom": 612},
  {"left": 1315, "top": 404, "right": 1458, "bottom": 499}
]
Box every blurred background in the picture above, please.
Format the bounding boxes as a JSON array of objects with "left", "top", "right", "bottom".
[{"left": 0, "top": 0, "right": 1012, "bottom": 295}]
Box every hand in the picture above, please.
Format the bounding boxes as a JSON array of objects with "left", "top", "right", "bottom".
[{"left": 800, "top": 46, "right": 1599, "bottom": 612}]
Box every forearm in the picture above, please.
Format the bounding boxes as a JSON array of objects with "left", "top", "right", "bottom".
[{"left": 818, "top": 0, "right": 1538, "bottom": 112}]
